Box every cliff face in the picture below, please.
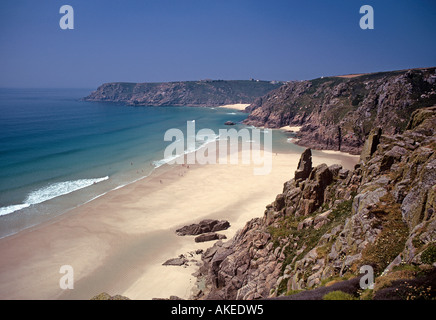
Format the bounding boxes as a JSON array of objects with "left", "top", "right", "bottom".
[
  {"left": 195, "top": 106, "right": 436, "bottom": 300},
  {"left": 84, "top": 80, "right": 282, "bottom": 107},
  {"left": 244, "top": 68, "right": 436, "bottom": 154}
]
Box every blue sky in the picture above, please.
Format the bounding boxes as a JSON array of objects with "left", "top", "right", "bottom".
[{"left": 0, "top": 0, "right": 435, "bottom": 88}]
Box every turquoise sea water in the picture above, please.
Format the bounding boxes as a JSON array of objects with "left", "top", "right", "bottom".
[{"left": 0, "top": 88, "right": 302, "bottom": 238}]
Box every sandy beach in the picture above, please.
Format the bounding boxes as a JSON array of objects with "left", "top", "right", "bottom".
[
  {"left": 0, "top": 149, "right": 359, "bottom": 300},
  {"left": 279, "top": 125, "right": 302, "bottom": 132},
  {"left": 218, "top": 103, "right": 251, "bottom": 111}
]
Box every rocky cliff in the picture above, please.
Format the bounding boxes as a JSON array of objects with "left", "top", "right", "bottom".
[
  {"left": 84, "top": 80, "right": 282, "bottom": 107},
  {"left": 194, "top": 106, "right": 436, "bottom": 300},
  {"left": 244, "top": 68, "right": 436, "bottom": 154}
]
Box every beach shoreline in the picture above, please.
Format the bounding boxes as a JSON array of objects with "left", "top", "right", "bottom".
[
  {"left": 0, "top": 148, "right": 359, "bottom": 300},
  {"left": 217, "top": 103, "right": 250, "bottom": 111},
  {"left": 279, "top": 125, "right": 301, "bottom": 132}
]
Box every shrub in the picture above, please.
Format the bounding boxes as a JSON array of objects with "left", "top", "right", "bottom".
[
  {"left": 360, "top": 289, "right": 373, "bottom": 300},
  {"left": 286, "top": 289, "right": 303, "bottom": 296},
  {"left": 361, "top": 195, "right": 408, "bottom": 275},
  {"left": 322, "top": 291, "right": 357, "bottom": 300},
  {"left": 319, "top": 274, "right": 354, "bottom": 288},
  {"left": 373, "top": 269, "right": 417, "bottom": 294},
  {"left": 421, "top": 243, "right": 436, "bottom": 264}
]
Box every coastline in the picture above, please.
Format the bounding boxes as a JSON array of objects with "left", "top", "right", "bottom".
[
  {"left": 0, "top": 148, "right": 359, "bottom": 300},
  {"left": 217, "top": 103, "right": 250, "bottom": 111},
  {"left": 279, "top": 125, "right": 301, "bottom": 132}
]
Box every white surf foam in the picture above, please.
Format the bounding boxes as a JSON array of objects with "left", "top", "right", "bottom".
[
  {"left": 152, "top": 154, "right": 182, "bottom": 168},
  {"left": 0, "top": 204, "right": 31, "bottom": 217},
  {"left": 153, "top": 133, "right": 222, "bottom": 167},
  {"left": 0, "top": 176, "right": 109, "bottom": 216}
]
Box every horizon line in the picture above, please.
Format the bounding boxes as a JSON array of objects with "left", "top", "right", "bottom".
[{"left": 1, "top": 65, "right": 435, "bottom": 90}]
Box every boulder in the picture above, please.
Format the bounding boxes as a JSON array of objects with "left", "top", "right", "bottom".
[
  {"left": 294, "top": 148, "right": 312, "bottom": 180},
  {"left": 211, "top": 220, "right": 231, "bottom": 232},
  {"left": 314, "top": 210, "right": 332, "bottom": 229},
  {"left": 162, "top": 257, "right": 188, "bottom": 266},
  {"left": 338, "top": 168, "right": 350, "bottom": 179},
  {"left": 195, "top": 232, "right": 227, "bottom": 243},
  {"left": 312, "top": 163, "right": 334, "bottom": 187},
  {"left": 380, "top": 147, "right": 406, "bottom": 171},
  {"left": 297, "top": 217, "right": 314, "bottom": 230},
  {"left": 274, "top": 193, "right": 286, "bottom": 211},
  {"left": 360, "top": 127, "right": 382, "bottom": 162},
  {"left": 176, "top": 219, "right": 230, "bottom": 236},
  {"left": 328, "top": 164, "right": 343, "bottom": 178},
  {"left": 401, "top": 158, "right": 436, "bottom": 229},
  {"left": 91, "top": 292, "right": 130, "bottom": 300},
  {"left": 91, "top": 292, "right": 112, "bottom": 300},
  {"left": 297, "top": 164, "right": 334, "bottom": 215},
  {"left": 406, "top": 105, "right": 436, "bottom": 130}
]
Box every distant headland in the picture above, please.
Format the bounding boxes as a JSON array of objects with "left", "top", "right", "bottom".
[{"left": 83, "top": 79, "right": 284, "bottom": 108}]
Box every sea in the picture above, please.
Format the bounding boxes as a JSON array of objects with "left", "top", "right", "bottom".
[{"left": 0, "top": 88, "right": 304, "bottom": 239}]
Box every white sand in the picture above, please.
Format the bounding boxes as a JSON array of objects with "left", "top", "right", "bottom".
[
  {"left": 319, "top": 149, "right": 356, "bottom": 156},
  {"left": 279, "top": 125, "right": 301, "bottom": 132},
  {"left": 0, "top": 150, "right": 359, "bottom": 300},
  {"left": 218, "top": 103, "right": 251, "bottom": 111}
]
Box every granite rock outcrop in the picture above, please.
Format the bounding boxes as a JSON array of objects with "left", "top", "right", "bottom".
[
  {"left": 244, "top": 68, "right": 436, "bottom": 154},
  {"left": 193, "top": 106, "right": 436, "bottom": 300}
]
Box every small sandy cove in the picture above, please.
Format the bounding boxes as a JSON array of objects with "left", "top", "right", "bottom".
[
  {"left": 0, "top": 150, "right": 358, "bottom": 300},
  {"left": 279, "top": 125, "right": 301, "bottom": 132},
  {"left": 218, "top": 103, "right": 250, "bottom": 111}
]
